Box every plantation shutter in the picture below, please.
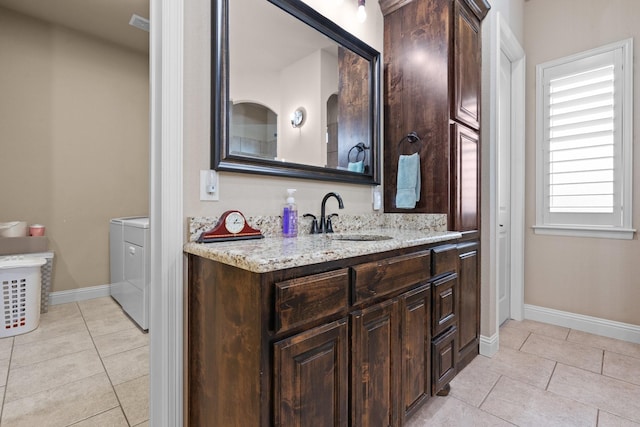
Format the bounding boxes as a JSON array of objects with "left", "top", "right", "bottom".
[{"left": 541, "top": 49, "right": 623, "bottom": 227}]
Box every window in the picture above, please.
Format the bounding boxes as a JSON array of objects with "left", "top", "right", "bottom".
[{"left": 534, "top": 39, "right": 635, "bottom": 239}]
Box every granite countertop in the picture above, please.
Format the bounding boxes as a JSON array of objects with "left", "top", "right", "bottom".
[{"left": 184, "top": 228, "right": 461, "bottom": 273}]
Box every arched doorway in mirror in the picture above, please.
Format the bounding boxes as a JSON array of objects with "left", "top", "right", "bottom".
[{"left": 230, "top": 102, "right": 278, "bottom": 160}]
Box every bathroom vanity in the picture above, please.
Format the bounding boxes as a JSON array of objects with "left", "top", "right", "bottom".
[{"left": 184, "top": 219, "right": 477, "bottom": 426}]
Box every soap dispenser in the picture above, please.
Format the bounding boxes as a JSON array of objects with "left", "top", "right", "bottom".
[{"left": 282, "top": 189, "right": 298, "bottom": 237}]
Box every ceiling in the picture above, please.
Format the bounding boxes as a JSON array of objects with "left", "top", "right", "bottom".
[{"left": 0, "top": 0, "right": 149, "bottom": 53}]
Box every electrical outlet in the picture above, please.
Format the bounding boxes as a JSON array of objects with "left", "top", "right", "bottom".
[{"left": 200, "top": 170, "right": 219, "bottom": 201}]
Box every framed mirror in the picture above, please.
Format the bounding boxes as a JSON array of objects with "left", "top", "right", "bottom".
[{"left": 212, "top": 0, "right": 381, "bottom": 184}]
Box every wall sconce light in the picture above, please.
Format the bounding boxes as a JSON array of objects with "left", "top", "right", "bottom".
[
  {"left": 290, "top": 107, "right": 306, "bottom": 128},
  {"left": 357, "top": 0, "right": 367, "bottom": 22}
]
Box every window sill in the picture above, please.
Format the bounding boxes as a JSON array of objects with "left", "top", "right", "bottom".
[{"left": 532, "top": 225, "right": 636, "bottom": 240}]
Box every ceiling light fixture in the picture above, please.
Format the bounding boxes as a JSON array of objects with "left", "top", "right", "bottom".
[{"left": 357, "top": 0, "right": 367, "bottom": 23}]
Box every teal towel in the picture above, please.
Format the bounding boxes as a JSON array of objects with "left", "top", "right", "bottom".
[
  {"left": 348, "top": 160, "right": 364, "bottom": 173},
  {"left": 395, "top": 153, "right": 421, "bottom": 209}
]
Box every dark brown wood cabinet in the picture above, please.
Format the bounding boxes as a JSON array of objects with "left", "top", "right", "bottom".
[
  {"left": 187, "top": 241, "right": 463, "bottom": 426},
  {"left": 432, "top": 325, "right": 458, "bottom": 393},
  {"left": 400, "top": 285, "right": 431, "bottom": 422},
  {"left": 381, "top": 0, "right": 488, "bottom": 378},
  {"left": 450, "top": 123, "right": 479, "bottom": 232},
  {"left": 456, "top": 241, "right": 480, "bottom": 370},
  {"left": 351, "top": 283, "right": 432, "bottom": 427},
  {"left": 352, "top": 298, "right": 400, "bottom": 427},
  {"left": 452, "top": 0, "right": 482, "bottom": 130},
  {"left": 382, "top": 0, "right": 488, "bottom": 226},
  {"left": 274, "top": 319, "right": 349, "bottom": 427}
]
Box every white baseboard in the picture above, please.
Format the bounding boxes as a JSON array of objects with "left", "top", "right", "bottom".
[
  {"left": 525, "top": 304, "right": 640, "bottom": 344},
  {"left": 480, "top": 333, "right": 499, "bottom": 357},
  {"left": 49, "top": 284, "right": 111, "bottom": 306}
]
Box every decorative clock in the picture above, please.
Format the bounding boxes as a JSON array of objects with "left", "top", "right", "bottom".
[{"left": 197, "top": 210, "right": 263, "bottom": 242}]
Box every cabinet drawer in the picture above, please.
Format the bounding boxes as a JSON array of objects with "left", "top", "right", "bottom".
[
  {"left": 352, "top": 251, "right": 431, "bottom": 304},
  {"left": 275, "top": 268, "right": 349, "bottom": 334},
  {"left": 432, "top": 326, "right": 457, "bottom": 395},
  {"left": 124, "top": 225, "right": 146, "bottom": 247},
  {"left": 432, "top": 273, "right": 457, "bottom": 337},
  {"left": 431, "top": 244, "right": 457, "bottom": 276}
]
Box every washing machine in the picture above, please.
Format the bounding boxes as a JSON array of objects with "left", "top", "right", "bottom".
[{"left": 110, "top": 217, "right": 149, "bottom": 330}]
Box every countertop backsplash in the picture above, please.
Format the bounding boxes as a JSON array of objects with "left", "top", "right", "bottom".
[{"left": 188, "top": 213, "right": 448, "bottom": 242}]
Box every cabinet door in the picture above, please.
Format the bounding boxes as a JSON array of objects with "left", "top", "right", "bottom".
[
  {"left": 457, "top": 241, "right": 480, "bottom": 370},
  {"left": 399, "top": 285, "right": 431, "bottom": 423},
  {"left": 274, "top": 319, "right": 349, "bottom": 427},
  {"left": 352, "top": 299, "right": 400, "bottom": 427},
  {"left": 432, "top": 326, "right": 457, "bottom": 395},
  {"left": 432, "top": 273, "right": 458, "bottom": 337},
  {"left": 452, "top": 0, "right": 482, "bottom": 130},
  {"left": 451, "top": 123, "right": 479, "bottom": 232}
]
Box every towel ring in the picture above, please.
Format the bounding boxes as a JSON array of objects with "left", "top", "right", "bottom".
[
  {"left": 397, "top": 131, "right": 422, "bottom": 154},
  {"left": 348, "top": 142, "right": 369, "bottom": 163}
]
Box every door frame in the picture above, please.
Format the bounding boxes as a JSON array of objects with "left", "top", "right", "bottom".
[
  {"left": 495, "top": 13, "right": 525, "bottom": 328},
  {"left": 481, "top": 11, "right": 525, "bottom": 357},
  {"left": 149, "top": 0, "right": 185, "bottom": 425}
]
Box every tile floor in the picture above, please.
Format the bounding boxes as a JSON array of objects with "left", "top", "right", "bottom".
[
  {"left": 408, "top": 319, "right": 640, "bottom": 426},
  {"left": 1, "top": 298, "right": 639, "bottom": 427},
  {"left": 0, "top": 297, "right": 148, "bottom": 426}
]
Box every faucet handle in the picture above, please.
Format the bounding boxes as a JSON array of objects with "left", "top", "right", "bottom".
[
  {"left": 303, "top": 213, "right": 319, "bottom": 234},
  {"left": 326, "top": 213, "right": 339, "bottom": 233}
]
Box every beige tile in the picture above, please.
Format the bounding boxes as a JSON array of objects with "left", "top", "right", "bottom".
[
  {"left": 103, "top": 345, "right": 149, "bottom": 385},
  {"left": 521, "top": 333, "right": 603, "bottom": 373},
  {"left": 70, "top": 407, "right": 128, "bottom": 426},
  {"left": 548, "top": 363, "right": 640, "bottom": 423},
  {"left": 11, "top": 329, "right": 94, "bottom": 368},
  {"left": 501, "top": 319, "right": 570, "bottom": 340},
  {"left": 0, "top": 372, "right": 118, "bottom": 427},
  {"left": 0, "top": 357, "right": 9, "bottom": 387},
  {"left": 568, "top": 330, "right": 640, "bottom": 360},
  {"left": 499, "top": 326, "right": 530, "bottom": 350},
  {"left": 603, "top": 352, "right": 640, "bottom": 386},
  {"left": 93, "top": 326, "right": 149, "bottom": 358},
  {"left": 115, "top": 375, "right": 149, "bottom": 426},
  {"left": 44, "top": 302, "right": 82, "bottom": 320},
  {"left": 481, "top": 375, "right": 597, "bottom": 426},
  {"left": 5, "top": 348, "right": 104, "bottom": 402},
  {"left": 405, "top": 395, "right": 514, "bottom": 427},
  {"left": 449, "top": 356, "right": 501, "bottom": 407},
  {"left": 14, "top": 312, "right": 87, "bottom": 345},
  {"left": 598, "top": 410, "right": 640, "bottom": 426},
  {"left": 472, "top": 346, "right": 556, "bottom": 389},
  {"left": 133, "top": 422, "right": 150, "bottom": 427},
  {"left": 84, "top": 309, "right": 139, "bottom": 338},
  {"left": 78, "top": 297, "right": 120, "bottom": 321},
  {"left": 0, "top": 337, "right": 14, "bottom": 360}
]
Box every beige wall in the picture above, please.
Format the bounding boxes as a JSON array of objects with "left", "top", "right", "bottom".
[
  {"left": 183, "top": 0, "right": 384, "bottom": 220},
  {"left": 523, "top": 0, "right": 640, "bottom": 325},
  {"left": 0, "top": 7, "right": 149, "bottom": 292}
]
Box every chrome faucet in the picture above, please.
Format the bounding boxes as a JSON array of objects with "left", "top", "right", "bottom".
[{"left": 319, "top": 192, "right": 344, "bottom": 233}]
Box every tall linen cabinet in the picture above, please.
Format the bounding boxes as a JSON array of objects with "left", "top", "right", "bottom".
[{"left": 380, "top": 0, "right": 489, "bottom": 371}]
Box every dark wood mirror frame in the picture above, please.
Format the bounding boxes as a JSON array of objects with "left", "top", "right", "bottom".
[{"left": 211, "top": 0, "right": 381, "bottom": 185}]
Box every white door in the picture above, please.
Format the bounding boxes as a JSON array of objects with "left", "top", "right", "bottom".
[{"left": 498, "top": 49, "right": 512, "bottom": 326}]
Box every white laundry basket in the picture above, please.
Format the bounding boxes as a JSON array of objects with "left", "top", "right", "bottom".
[{"left": 0, "top": 256, "right": 46, "bottom": 337}]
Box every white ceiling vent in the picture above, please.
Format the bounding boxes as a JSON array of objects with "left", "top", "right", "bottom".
[{"left": 129, "top": 14, "right": 149, "bottom": 32}]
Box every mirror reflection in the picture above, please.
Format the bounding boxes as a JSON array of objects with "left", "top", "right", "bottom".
[{"left": 215, "top": 0, "right": 380, "bottom": 183}]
